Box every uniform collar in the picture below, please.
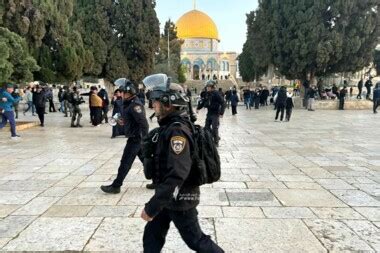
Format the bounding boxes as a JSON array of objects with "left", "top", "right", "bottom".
[
  {"left": 158, "top": 111, "right": 187, "bottom": 127},
  {"left": 124, "top": 95, "right": 137, "bottom": 105}
]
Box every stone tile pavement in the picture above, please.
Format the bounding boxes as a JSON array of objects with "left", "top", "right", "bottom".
[{"left": 0, "top": 106, "right": 380, "bottom": 252}]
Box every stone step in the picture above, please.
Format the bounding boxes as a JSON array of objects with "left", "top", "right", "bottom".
[
  {"left": 3, "top": 121, "right": 40, "bottom": 131},
  {"left": 293, "top": 97, "right": 373, "bottom": 110}
]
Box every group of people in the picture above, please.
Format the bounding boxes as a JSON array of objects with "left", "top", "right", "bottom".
[
  {"left": 197, "top": 81, "right": 226, "bottom": 146},
  {"left": 200, "top": 85, "right": 272, "bottom": 118},
  {"left": 0, "top": 83, "right": 55, "bottom": 138},
  {"left": 240, "top": 87, "right": 270, "bottom": 110},
  {"left": 58, "top": 85, "right": 112, "bottom": 128},
  {"left": 273, "top": 86, "right": 295, "bottom": 122},
  {"left": 305, "top": 77, "right": 380, "bottom": 112},
  {"left": 357, "top": 77, "right": 375, "bottom": 100},
  {"left": 99, "top": 75, "right": 224, "bottom": 252},
  {"left": 3, "top": 73, "right": 380, "bottom": 252}
]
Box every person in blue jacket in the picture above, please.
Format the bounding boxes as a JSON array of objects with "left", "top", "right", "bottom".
[{"left": 0, "top": 83, "right": 21, "bottom": 138}]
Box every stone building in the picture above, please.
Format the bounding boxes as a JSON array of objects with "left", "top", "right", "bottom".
[{"left": 175, "top": 7, "right": 238, "bottom": 81}]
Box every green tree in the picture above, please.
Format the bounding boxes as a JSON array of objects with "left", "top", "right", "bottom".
[
  {"left": 177, "top": 65, "right": 187, "bottom": 84},
  {"left": 0, "top": 27, "right": 39, "bottom": 83},
  {"left": 114, "top": 0, "right": 160, "bottom": 83},
  {"left": 374, "top": 49, "right": 380, "bottom": 76},
  {"left": 2, "top": 0, "right": 87, "bottom": 83},
  {"left": 73, "top": 0, "right": 160, "bottom": 83},
  {"left": 72, "top": 0, "right": 114, "bottom": 77},
  {"left": 240, "top": 0, "right": 380, "bottom": 82},
  {"left": 238, "top": 44, "right": 255, "bottom": 82},
  {"left": 239, "top": 10, "right": 270, "bottom": 82},
  {"left": 154, "top": 19, "right": 184, "bottom": 83}
]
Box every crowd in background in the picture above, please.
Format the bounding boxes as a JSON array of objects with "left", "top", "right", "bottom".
[{"left": 1, "top": 76, "right": 380, "bottom": 139}]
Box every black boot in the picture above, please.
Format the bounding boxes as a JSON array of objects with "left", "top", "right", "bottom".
[
  {"left": 146, "top": 183, "right": 156, "bottom": 190},
  {"left": 100, "top": 185, "right": 120, "bottom": 194}
]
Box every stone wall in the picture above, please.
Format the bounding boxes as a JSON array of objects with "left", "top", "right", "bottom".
[
  {"left": 184, "top": 79, "right": 236, "bottom": 93},
  {"left": 293, "top": 97, "right": 373, "bottom": 110}
]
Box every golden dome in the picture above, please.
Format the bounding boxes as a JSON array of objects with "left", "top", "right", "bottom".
[{"left": 176, "top": 10, "right": 219, "bottom": 41}]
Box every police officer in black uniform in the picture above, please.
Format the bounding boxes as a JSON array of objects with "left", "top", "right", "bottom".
[
  {"left": 101, "top": 78, "right": 149, "bottom": 194},
  {"left": 69, "top": 86, "right": 85, "bottom": 127},
  {"left": 196, "top": 80, "right": 225, "bottom": 146},
  {"left": 140, "top": 74, "right": 224, "bottom": 253}
]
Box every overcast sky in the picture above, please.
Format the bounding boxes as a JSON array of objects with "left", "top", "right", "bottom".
[{"left": 156, "top": 0, "right": 259, "bottom": 53}]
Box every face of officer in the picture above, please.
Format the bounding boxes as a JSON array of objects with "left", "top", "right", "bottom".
[
  {"left": 153, "top": 100, "right": 173, "bottom": 119},
  {"left": 207, "top": 86, "right": 212, "bottom": 92},
  {"left": 123, "top": 91, "right": 133, "bottom": 100}
]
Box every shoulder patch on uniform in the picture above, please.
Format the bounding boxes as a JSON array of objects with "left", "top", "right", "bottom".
[
  {"left": 134, "top": 105, "right": 142, "bottom": 113},
  {"left": 170, "top": 136, "right": 186, "bottom": 155}
]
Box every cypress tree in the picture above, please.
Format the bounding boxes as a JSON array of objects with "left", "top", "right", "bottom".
[
  {"left": 239, "top": 10, "right": 270, "bottom": 82},
  {"left": 72, "top": 0, "right": 114, "bottom": 78},
  {"left": 73, "top": 0, "right": 160, "bottom": 83},
  {"left": 240, "top": 0, "right": 380, "bottom": 82},
  {"left": 113, "top": 0, "right": 160, "bottom": 83},
  {"left": 374, "top": 49, "right": 380, "bottom": 76},
  {"left": 0, "top": 27, "right": 39, "bottom": 83},
  {"left": 154, "top": 19, "right": 184, "bottom": 83},
  {"left": 2, "top": 0, "right": 87, "bottom": 83}
]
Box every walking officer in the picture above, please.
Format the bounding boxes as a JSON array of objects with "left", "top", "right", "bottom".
[
  {"left": 141, "top": 74, "right": 224, "bottom": 253},
  {"left": 69, "top": 86, "right": 85, "bottom": 127},
  {"left": 196, "top": 80, "right": 225, "bottom": 146},
  {"left": 101, "top": 78, "right": 150, "bottom": 194}
]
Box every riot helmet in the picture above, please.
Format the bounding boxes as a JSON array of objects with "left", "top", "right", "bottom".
[
  {"left": 205, "top": 80, "right": 217, "bottom": 89},
  {"left": 114, "top": 78, "right": 136, "bottom": 95},
  {"left": 143, "top": 73, "right": 189, "bottom": 108}
]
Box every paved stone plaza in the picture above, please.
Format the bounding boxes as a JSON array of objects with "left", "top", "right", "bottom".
[{"left": 0, "top": 107, "right": 380, "bottom": 252}]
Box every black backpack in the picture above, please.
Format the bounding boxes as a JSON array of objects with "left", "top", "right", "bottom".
[
  {"left": 142, "top": 121, "right": 221, "bottom": 186},
  {"left": 186, "top": 123, "right": 221, "bottom": 186}
]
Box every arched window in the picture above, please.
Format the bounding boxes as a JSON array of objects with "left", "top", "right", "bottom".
[
  {"left": 181, "top": 58, "right": 192, "bottom": 72},
  {"left": 194, "top": 58, "right": 205, "bottom": 68},
  {"left": 207, "top": 58, "right": 218, "bottom": 71}
]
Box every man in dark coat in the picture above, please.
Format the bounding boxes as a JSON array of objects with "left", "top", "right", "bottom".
[
  {"left": 141, "top": 75, "right": 224, "bottom": 253},
  {"left": 32, "top": 85, "right": 47, "bottom": 127},
  {"left": 274, "top": 86, "right": 287, "bottom": 121},
  {"left": 365, "top": 77, "right": 373, "bottom": 100}
]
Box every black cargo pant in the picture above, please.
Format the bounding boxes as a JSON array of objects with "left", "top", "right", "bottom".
[
  {"left": 92, "top": 107, "right": 102, "bottom": 126},
  {"left": 205, "top": 114, "right": 220, "bottom": 144},
  {"left": 286, "top": 108, "right": 292, "bottom": 121},
  {"left": 339, "top": 98, "right": 345, "bottom": 110},
  {"left": 49, "top": 98, "right": 56, "bottom": 112},
  {"left": 357, "top": 88, "right": 362, "bottom": 99},
  {"left": 112, "top": 136, "right": 143, "bottom": 187},
  {"left": 366, "top": 88, "right": 371, "bottom": 100},
  {"left": 36, "top": 106, "right": 45, "bottom": 125},
  {"left": 143, "top": 207, "right": 224, "bottom": 253},
  {"left": 102, "top": 105, "right": 109, "bottom": 123},
  {"left": 275, "top": 104, "right": 285, "bottom": 121},
  {"left": 374, "top": 99, "right": 380, "bottom": 113}
]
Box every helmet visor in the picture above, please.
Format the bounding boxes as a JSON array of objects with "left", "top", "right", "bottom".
[
  {"left": 114, "top": 78, "right": 127, "bottom": 88},
  {"left": 147, "top": 90, "right": 165, "bottom": 100},
  {"left": 143, "top": 74, "right": 168, "bottom": 91}
]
